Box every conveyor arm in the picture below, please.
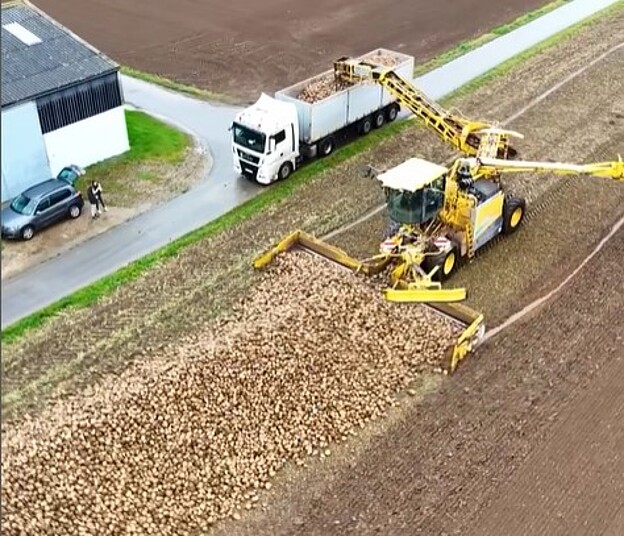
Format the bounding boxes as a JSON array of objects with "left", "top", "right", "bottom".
[{"left": 333, "top": 57, "right": 520, "bottom": 159}]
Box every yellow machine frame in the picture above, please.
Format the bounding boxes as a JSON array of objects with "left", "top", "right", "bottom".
[{"left": 333, "top": 57, "right": 524, "bottom": 159}]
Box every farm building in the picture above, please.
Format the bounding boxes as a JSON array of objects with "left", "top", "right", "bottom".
[{"left": 1, "top": 1, "right": 129, "bottom": 202}]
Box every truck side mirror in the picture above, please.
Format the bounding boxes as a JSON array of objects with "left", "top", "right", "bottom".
[{"left": 269, "top": 138, "right": 276, "bottom": 154}]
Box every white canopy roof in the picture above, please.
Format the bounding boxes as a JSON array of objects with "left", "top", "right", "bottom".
[{"left": 377, "top": 157, "right": 449, "bottom": 192}]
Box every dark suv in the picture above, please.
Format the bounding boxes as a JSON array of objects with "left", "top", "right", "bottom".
[{"left": 1, "top": 166, "right": 85, "bottom": 241}]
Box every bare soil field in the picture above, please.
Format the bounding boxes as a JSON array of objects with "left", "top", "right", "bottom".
[
  {"left": 2, "top": 12, "right": 624, "bottom": 534},
  {"left": 33, "top": 0, "right": 549, "bottom": 101}
]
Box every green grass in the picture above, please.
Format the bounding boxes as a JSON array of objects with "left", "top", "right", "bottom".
[
  {"left": 121, "top": 67, "right": 243, "bottom": 105},
  {"left": 2, "top": 4, "right": 617, "bottom": 345},
  {"left": 123, "top": 110, "right": 189, "bottom": 164},
  {"left": 413, "top": 0, "right": 571, "bottom": 76},
  {"left": 74, "top": 110, "right": 190, "bottom": 203}
]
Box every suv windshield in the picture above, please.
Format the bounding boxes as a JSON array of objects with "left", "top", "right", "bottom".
[
  {"left": 10, "top": 194, "right": 36, "bottom": 216},
  {"left": 233, "top": 122, "right": 266, "bottom": 153}
]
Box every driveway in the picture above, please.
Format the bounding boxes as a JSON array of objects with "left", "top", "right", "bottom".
[
  {"left": 0, "top": 0, "right": 616, "bottom": 329},
  {"left": 1, "top": 77, "right": 259, "bottom": 328}
]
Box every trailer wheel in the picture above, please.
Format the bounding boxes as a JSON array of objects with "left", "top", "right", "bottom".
[
  {"left": 502, "top": 196, "right": 526, "bottom": 235},
  {"left": 373, "top": 111, "right": 385, "bottom": 129},
  {"left": 360, "top": 117, "right": 373, "bottom": 135},
  {"left": 278, "top": 162, "right": 293, "bottom": 181},
  {"left": 319, "top": 137, "right": 335, "bottom": 157},
  {"left": 386, "top": 104, "right": 399, "bottom": 122}
]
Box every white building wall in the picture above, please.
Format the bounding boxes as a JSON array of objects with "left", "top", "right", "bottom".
[
  {"left": 43, "top": 106, "right": 130, "bottom": 176},
  {"left": 1, "top": 101, "right": 52, "bottom": 202}
]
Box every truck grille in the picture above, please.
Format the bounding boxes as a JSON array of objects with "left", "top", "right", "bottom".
[
  {"left": 237, "top": 150, "right": 260, "bottom": 165},
  {"left": 239, "top": 159, "right": 258, "bottom": 179}
]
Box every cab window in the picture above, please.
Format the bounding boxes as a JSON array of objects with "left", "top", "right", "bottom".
[
  {"left": 273, "top": 130, "right": 286, "bottom": 144},
  {"left": 50, "top": 189, "right": 72, "bottom": 206},
  {"left": 36, "top": 197, "right": 51, "bottom": 213}
]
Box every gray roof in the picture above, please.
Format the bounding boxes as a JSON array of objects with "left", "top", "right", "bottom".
[{"left": 1, "top": 2, "right": 118, "bottom": 108}]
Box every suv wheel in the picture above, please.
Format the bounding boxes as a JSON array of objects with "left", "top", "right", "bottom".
[
  {"left": 21, "top": 225, "right": 35, "bottom": 241},
  {"left": 69, "top": 204, "right": 82, "bottom": 219}
]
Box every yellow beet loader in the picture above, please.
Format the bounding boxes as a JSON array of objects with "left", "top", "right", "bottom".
[
  {"left": 253, "top": 154, "right": 623, "bottom": 371},
  {"left": 333, "top": 55, "right": 525, "bottom": 160}
]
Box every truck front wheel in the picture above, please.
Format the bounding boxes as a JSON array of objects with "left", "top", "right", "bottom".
[
  {"left": 278, "top": 162, "right": 293, "bottom": 181},
  {"left": 319, "top": 138, "right": 335, "bottom": 157}
]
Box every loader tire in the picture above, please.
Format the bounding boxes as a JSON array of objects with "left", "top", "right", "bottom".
[
  {"left": 423, "top": 243, "right": 460, "bottom": 282},
  {"left": 502, "top": 196, "right": 526, "bottom": 235}
]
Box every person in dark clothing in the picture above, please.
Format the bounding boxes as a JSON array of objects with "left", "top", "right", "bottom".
[
  {"left": 87, "top": 183, "right": 99, "bottom": 219},
  {"left": 92, "top": 181, "right": 107, "bottom": 213}
]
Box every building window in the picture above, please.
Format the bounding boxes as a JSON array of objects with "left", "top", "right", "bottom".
[{"left": 36, "top": 72, "right": 122, "bottom": 134}]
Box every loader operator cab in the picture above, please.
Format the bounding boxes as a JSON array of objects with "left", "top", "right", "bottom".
[{"left": 376, "top": 158, "right": 448, "bottom": 225}]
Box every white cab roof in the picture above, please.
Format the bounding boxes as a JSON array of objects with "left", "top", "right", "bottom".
[
  {"left": 377, "top": 157, "right": 449, "bottom": 192},
  {"left": 235, "top": 93, "right": 292, "bottom": 135}
]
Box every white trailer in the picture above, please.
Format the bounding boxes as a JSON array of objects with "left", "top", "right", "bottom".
[{"left": 231, "top": 49, "right": 415, "bottom": 185}]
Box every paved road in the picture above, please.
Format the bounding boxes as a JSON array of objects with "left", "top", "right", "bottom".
[{"left": 1, "top": 0, "right": 617, "bottom": 328}]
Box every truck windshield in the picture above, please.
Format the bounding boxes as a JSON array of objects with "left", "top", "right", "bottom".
[
  {"left": 233, "top": 123, "right": 266, "bottom": 153},
  {"left": 385, "top": 186, "right": 444, "bottom": 225}
]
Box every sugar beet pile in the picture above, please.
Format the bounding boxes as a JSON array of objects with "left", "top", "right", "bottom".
[
  {"left": 297, "top": 51, "right": 400, "bottom": 103},
  {"left": 2, "top": 251, "right": 457, "bottom": 534}
]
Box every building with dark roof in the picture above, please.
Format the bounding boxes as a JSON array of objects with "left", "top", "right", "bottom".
[{"left": 1, "top": 0, "right": 129, "bottom": 201}]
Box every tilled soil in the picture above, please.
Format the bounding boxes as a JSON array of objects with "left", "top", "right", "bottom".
[
  {"left": 34, "top": 0, "right": 550, "bottom": 102},
  {"left": 1, "top": 251, "right": 458, "bottom": 535},
  {"left": 2, "top": 9, "right": 622, "bottom": 425}
]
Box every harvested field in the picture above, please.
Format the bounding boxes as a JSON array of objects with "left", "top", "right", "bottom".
[
  {"left": 34, "top": 0, "right": 551, "bottom": 102},
  {"left": 1, "top": 251, "right": 457, "bottom": 534},
  {"left": 216, "top": 210, "right": 624, "bottom": 536},
  {"left": 2, "top": 9, "right": 622, "bottom": 424}
]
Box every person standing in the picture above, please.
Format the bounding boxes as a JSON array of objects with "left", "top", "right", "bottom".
[
  {"left": 87, "top": 182, "right": 99, "bottom": 219},
  {"left": 92, "top": 180, "right": 108, "bottom": 213}
]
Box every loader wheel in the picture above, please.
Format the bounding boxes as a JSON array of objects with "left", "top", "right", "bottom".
[
  {"left": 502, "top": 196, "right": 526, "bottom": 235},
  {"left": 423, "top": 243, "right": 459, "bottom": 282}
]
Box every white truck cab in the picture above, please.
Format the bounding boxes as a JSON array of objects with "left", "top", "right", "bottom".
[{"left": 231, "top": 94, "right": 299, "bottom": 185}]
